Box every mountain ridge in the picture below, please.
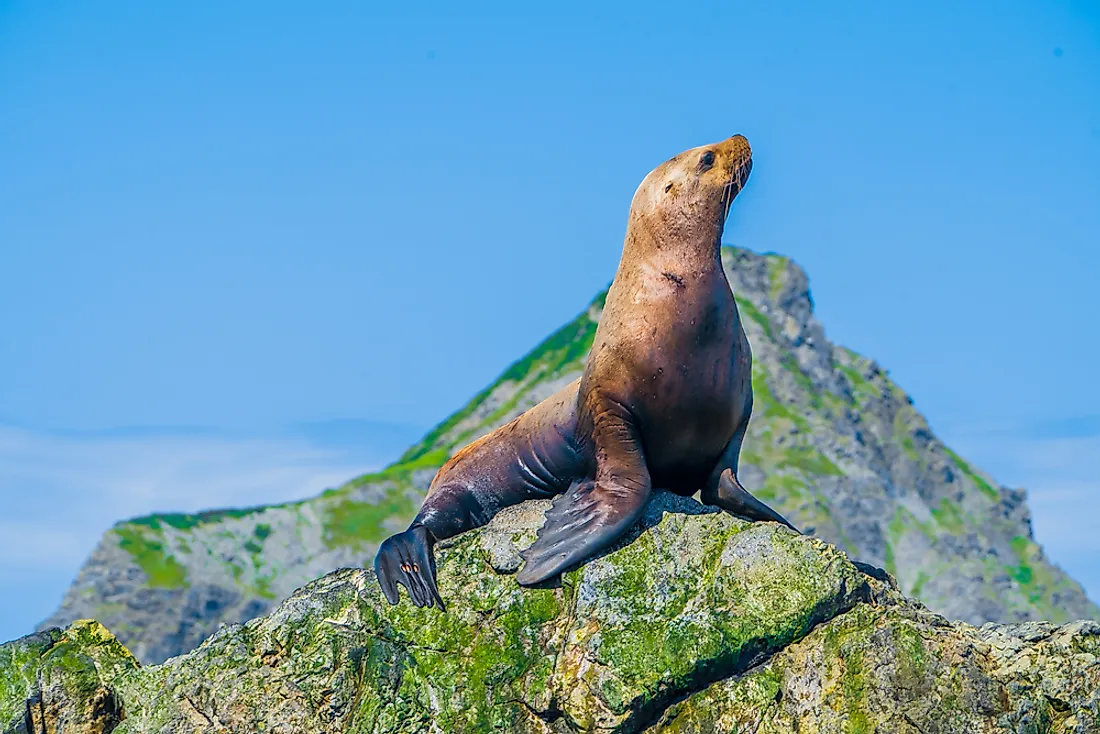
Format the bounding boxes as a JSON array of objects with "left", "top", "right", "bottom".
[{"left": 40, "top": 246, "right": 1098, "bottom": 664}]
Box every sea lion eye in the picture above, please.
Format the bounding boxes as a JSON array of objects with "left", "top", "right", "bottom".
[{"left": 699, "top": 151, "right": 716, "bottom": 170}]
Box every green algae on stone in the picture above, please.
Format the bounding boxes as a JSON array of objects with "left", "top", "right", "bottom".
[
  {"left": 0, "top": 621, "right": 138, "bottom": 734},
  {"left": 553, "top": 503, "right": 871, "bottom": 732},
  {"left": 10, "top": 499, "right": 1100, "bottom": 734},
  {"left": 653, "top": 600, "right": 1100, "bottom": 734}
]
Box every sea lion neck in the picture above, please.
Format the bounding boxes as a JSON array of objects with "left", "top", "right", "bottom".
[{"left": 620, "top": 207, "right": 725, "bottom": 272}]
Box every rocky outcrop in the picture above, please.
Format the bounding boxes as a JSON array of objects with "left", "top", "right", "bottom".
[
  {"left": 7, "top": 495, "right": 1099, "bottom": 733},
  {"left": 42, "top": 247, "right": 1099, "bottom": 664},
  {"left": 0, "top": 621, "right": 137, "bottom": 734}
]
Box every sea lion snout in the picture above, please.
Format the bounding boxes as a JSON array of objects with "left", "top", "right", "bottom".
[
  {"left": 717, "top": 134, "right": 752, "bottom": 162},
  {"left": 717, "top": 135, "right": 753, "bottom": 191}
]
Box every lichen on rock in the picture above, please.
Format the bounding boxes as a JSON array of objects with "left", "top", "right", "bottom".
[
  {"left": 1, "top": 620, "right": 138, "bottom": 734},
  {"left": 4, "top": 494, "right": 1098, "bottom": 733}
]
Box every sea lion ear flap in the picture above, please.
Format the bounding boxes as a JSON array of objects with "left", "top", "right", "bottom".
[{"left": 515, "top": 478, "right": 651, "bottom": 586}]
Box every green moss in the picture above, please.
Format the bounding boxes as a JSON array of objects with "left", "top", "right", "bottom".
[
  {"left": 657, "top": 665, "right": 783, "bottom": 733},
  {"left": 383, "top": 447, "right": 451, "bottom": 476},
  {"left": 837, "top": 360, "right": 881, "bottom": 407},
  {"left": 943, "top": 448, "right": 1000, "bottom": 502},
  {"left": 818, "top": 608, "right": 877, "bottom": 734},
  {"left": 777, "top": 444, "right": 843, "bottom": 476},
  {"left": 751, "top": 365, "right": 808, "bottom": 429},
  {"left": 778, "top": 353, "right": 852, "bottom": 416},
  {"left": 735, "top": 295, "right": 773, "bottom": 340},
  {"left": 767, "top": 255, "right": 789, "bottom": 302},
  {"left": 577, "top": 522, "right": 865, "bottom": 723},
  {"left": 842, "top": 651, "right": 874, "bottom": 734},
  {"left": 1005, "top": 536, "right": 1044, "bottom": 604},
  {"left": 911, "top": 571, "right": 930, "bottom": 597},
  {"left": 322, "top": 484, "right": 418, "bottom": 549},
  {"left": 888, "top": 506, "right": 936, "bottom": 544},
  {"left": 751, "top": 473, "right": 806, "bottom": 504},
  {"left": 0, "top": 630, "right": 59, "bottom": 726},
  {"left": 894, "top": 623, "right": 926, "bottom": 669},
  {"left": 253, "top": 576, "right": 275, "bottom": 600},
  {"left": 892, "top": 409, "right": 921, "bottom": 462},
  {"left": 115, "top": 526, "right": 189, "bottom": 588},
  {"left": 0, "top": 621, "right": 140, "bottom": 730},
  {"left": 367, "top": 535, "right": 567, "bottom": 731},
  {"left": 1011, "top": 564, "right": 1034, "bottom": 585},
  {"left": 126, "top": 506, "right": 263, "bottom": 531},
  {"left": 930, "top": 499, "right": 965, "bottom": 536}
]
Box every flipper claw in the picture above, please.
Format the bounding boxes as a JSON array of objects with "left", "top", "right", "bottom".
[{"left": 373, "top": 524, "right": 446, "bottom": 610}]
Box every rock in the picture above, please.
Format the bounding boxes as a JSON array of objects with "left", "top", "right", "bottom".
[
  {"left": 42, "top": 247, "right": 1099, "bottom": 664},
  {"left": 6, "top": 497, "right": 1099, "bottom": 733},
  {"left": 0, "top": 621, "right": 138, "bottom": 734}
]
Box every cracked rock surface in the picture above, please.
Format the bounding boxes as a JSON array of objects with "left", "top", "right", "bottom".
[{"left": 5, "top": 493, "right": 1099, "bottom": 733}]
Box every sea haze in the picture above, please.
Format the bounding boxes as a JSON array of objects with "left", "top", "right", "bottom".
[{"left": 0, "top": 419, "right": 424, "bottom": 644}]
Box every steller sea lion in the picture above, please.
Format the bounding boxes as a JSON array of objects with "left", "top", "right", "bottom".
[{"left": 374, "top": 135, "right": 797, "bottom": 609}]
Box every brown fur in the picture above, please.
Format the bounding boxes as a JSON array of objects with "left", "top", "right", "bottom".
[{"left": 374, "top": 135, "right": 795, "bottom": 609}]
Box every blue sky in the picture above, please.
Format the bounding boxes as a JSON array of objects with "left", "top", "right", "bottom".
[{"left": 1, "top": 1, "right": 1098, "bottom": 641}]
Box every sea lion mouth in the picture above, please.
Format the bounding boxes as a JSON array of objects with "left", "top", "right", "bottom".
[{"left": 722, "top": 156, "right": 753, "bottom": 220}]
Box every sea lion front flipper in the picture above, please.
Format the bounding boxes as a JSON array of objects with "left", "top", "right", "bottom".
[
  {"left": 516, "top": 408, "right": 652, "bottom": 586},
  {"left": 374, "top": 524, "right": 446, "bottom": 610},
  {"left": 515, "top": 477, "right": 652, "bottom": 585}
]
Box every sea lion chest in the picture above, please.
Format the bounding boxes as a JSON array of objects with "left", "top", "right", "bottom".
[{"left": 583, "top": 261, "right": 747, "bottom": 489}]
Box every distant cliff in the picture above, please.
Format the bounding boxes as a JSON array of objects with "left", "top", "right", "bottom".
[{"left": 41, "top": 246, "right": 1098, "bottom": 664}]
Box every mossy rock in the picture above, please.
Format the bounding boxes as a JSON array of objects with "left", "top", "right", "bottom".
[
  {"left": 1, "top": 620, "right": 137, "bottom": 734},
  {"left": 4, "top": 494, "right": 1098, "bottom": 733}
]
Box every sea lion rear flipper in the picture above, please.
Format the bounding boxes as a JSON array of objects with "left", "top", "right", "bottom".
[
  {"left": 516, "top": 478, "right": 652, "bottom": 586},
  {"left": 709, "top": 468, "right": 799, "bottom": 533}
]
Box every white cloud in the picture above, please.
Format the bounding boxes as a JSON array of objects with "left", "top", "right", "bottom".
[{"left": 0, "top": 425, "right": 387, "bottom": 643}]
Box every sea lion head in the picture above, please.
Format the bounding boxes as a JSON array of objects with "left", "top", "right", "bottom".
[{"left": 629, "top": 135, "right": 753, "bottom": 242}]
